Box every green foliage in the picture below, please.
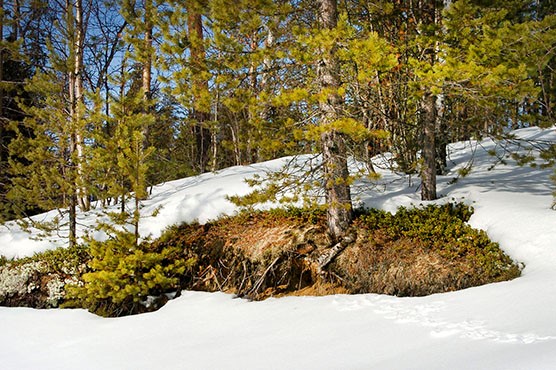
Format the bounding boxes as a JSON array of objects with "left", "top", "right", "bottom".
[
  {"left": 64, "top": 228, "right": 195, "bottom": 317},
  {"left": 16, "top": 244, "right": 91, "bottom": 275},
  {"left": 303, "top": 118, "right": 375, "bottom": 143},
  {"left": 0, "top": 255, "right": 8, "bottom": 268},
  {"left": 228, "top": 159, "right": 320, "bottom": 208},
  {"left": 359, "top": 203, "right": 521, "bottom": 280},
  {"left": 7, "top": 72, "right": 81, "bottom": 213}
]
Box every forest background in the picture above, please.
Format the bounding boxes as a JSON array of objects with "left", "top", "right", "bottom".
[{"left": 0, "top": 0, "right": 554, "bottom": 247}]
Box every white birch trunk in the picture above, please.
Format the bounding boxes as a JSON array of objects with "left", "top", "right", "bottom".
[{"left": 73, "top": 0, "right": 90, "bottom": 211}]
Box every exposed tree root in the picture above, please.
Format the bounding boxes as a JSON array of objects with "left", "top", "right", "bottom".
[{"left": 316, "top": 231, "right": 356, "bottom": 274}]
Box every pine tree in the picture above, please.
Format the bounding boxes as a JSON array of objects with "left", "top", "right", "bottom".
[
  {"left": 228, "top": 1, "right": 395, "bottom": 243},
  {"left": 315, "top": 0, "right": 353, "bottom": 241},
  {"left": 64, "top": 222, "right": 195, "bottom": 317},
  {"left": 6, "top": 0, "right": 98, "bottom": 246},
  {"left": 159, "top": 0, "right": 228, "bottom": 170},
  {"left": 89, "top": 42, "right": 155, "bottom": 246},
  {"left": 361, "top": 0, "right": 540, "bottom": 201},
  {"left": 186, "top": 0, "right": 211, "bottom": 172}
]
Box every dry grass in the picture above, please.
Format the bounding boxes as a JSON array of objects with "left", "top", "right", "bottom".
[{"left": 153, "top": 207, "right": 521, "bottom": 299}]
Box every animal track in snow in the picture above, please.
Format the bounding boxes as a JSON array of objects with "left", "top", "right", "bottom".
[{"left": 332, "top": 296, "right": 556, "bottom": 344}]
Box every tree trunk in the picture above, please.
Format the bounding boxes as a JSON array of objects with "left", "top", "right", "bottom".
[
  {"left": 187, "top": 5, "right": 211, "bottom": 173},
  {"left": 317, "top": 0, "right": 353, "bottom": 242},
  {"left": 139, "top": 0, "right": 153, "bottom": 199},
  {"left": 142, "top": 29, "right": 152, "bottom": 104},
  {"left": 69, "top": 193, "right": 77, "bottom": 248},
  {"left": 434, "top": 2, "right": 447, "bottom": 176},
  {"left": 246, "top": 32, "right": 258, "bottom": 164},
  {"left": 142, "top": 0, "right": 153, "bottom": 112},
  {"left": 0, "top": 0, "right": 4, "bottom": 169},
  {"left": 70, "top": 0, "right": 90, "bottom": 212},
  {"left": 435, "top": 93, "right": 447, "bottom": 175},
  {"left": 11, "top": 0, "right": 19, "bottom": 40},
  {"left": 421, "top": 91, "right": 437, "bottom": 201},
  {"left": 255, "top": 23, "right": 275, "bottom": 162},
  {"left": 321, "top": 130, "right": 353, "bottom": 240},
  {"left": 211, "top": 87, "right": 219, "bottom": 172},
  {"left": 420, "top": 0, "right": 445, "bottom": 200},
  {"left": 65, "top": 0, "right": 87, "bottom": 245}
]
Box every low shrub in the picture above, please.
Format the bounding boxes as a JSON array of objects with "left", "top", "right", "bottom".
[
  {"left": 64, "top": 229, "right": 196, "bottom": 317},
  {"left": 332, "top": 203, "right": 521, "bottom": 295},
  {"left": 22, "top": 244, "right": 90, "bottom": 275}
]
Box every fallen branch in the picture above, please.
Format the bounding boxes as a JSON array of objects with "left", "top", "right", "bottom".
[
  {"left": 248, "top": 256, "right": 281, "bottom": 298},
  {"left": 317, "top": 232, "right": 356, "bottom": 274}
]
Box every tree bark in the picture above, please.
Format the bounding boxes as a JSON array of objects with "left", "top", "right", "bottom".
[
  {"left": 69, "top": 0, "right": 90, "bottom": 212},
  {"left": 69, "top": 194, "right": 77, "bottom": 248},
  {"left": 435, "top": 93, "right": 447, "bottom": 175},
  {"left": 137, "top": 0, "right": 153, "bottom": 200},
  {"left": 64, "top": 0, "right": 87, "bottom": 245},
  {"left": 420, "top": 0, "right": 445, "bottom": 200},
  {"left": 142, "top": 0, "right": 153, "bottom": 109},
  {"left": 317, "top": 0, "right": 353, "bottom": 242},
  {"left": 421, "top": 91, "right": 437, "bottom": 201},
  {"left": 12, "top": 0, "right": 20, "bottom": 40},
  {"left": 142, "top": 0, "right": 152, "bottom": 103}
]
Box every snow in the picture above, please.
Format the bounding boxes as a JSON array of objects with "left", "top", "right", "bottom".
[{"left": 1, "top": 127, "right": 556, "bottom": 369}]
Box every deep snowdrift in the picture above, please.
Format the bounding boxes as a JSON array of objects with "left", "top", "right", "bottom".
[{"left": 1, "top": 127, "right": 556, "bottom": 369}]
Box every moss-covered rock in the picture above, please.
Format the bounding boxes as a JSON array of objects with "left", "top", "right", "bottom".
[
  {"left": 0, "top": 261, "right": 83, "bottom": 308},
  {"left": 0, "top": 244, "right": 89, "bottom": 308}
]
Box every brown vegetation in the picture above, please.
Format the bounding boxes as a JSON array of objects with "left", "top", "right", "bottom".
[
  {"left": 154, "top": 207, "right": 521, "bottom": 300},
  {"left": 1, "top": 205, "right": 522, "bottom": 313}
]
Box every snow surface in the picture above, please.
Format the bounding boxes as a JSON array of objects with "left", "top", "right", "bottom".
[{"left": 1, "top": 127, "right": 556, "bottom": 369}]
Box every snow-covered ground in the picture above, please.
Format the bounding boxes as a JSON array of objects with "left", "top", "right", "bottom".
[{"left": 1, "top": 127, "right": 556, "bottom": 369}]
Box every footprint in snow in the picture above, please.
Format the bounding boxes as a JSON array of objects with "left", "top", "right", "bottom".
[{"left": 332, "top": 296, "right": 556, "bottom": 344}]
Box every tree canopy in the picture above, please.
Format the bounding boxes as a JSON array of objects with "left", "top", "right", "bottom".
[{"left": 0, "top": 0, "right": 554, "bottom": 242}]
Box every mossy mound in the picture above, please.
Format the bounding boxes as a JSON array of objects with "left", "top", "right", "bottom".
[
  {"left": 149, "top": 209, "right": 332, "bottom": 300},
  {"left": 148, "top": 203, "right": 521, "bottom": 302},
  {"left": 333, "top": 204, "right": 521, "bottom": 296}
]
